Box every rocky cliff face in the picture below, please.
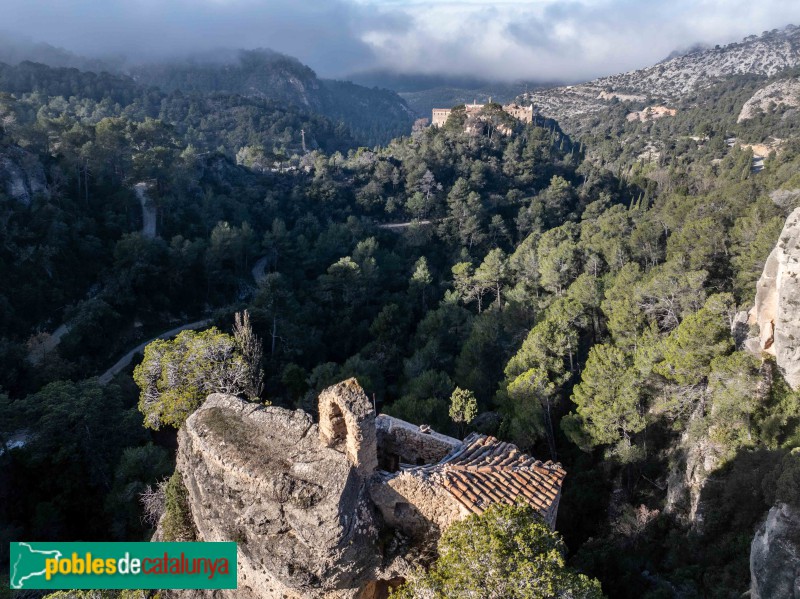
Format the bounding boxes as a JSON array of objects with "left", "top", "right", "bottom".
[
  {"left": 750, "top": 503, "right": 800, "bottom": 598},
  {"left": 174, "top": 393, "right": 384, "bottom": 598},
  {"left": 165, "top": 380, "right": 564, "bottom": 598},
  {"left": 0, "top": 145, "right": 48, "bottom": 205},
  {"left": 665, "top": 430, "right": 721, "bottom": 528},
  {"left": 746, "top": 207, "right": 800, "bottom": 389}
]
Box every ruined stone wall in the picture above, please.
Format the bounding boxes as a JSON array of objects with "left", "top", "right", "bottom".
[
  {"left": 369, "top": 471, "right": 466, "bottom": 542},
  {"left": 318, "top": 379, "right": 378, "bottom": 474},
  {"left": 176, "top": 393, "right": 381, "bottom": 598},
  {"left": 375, "top": 415, "right": 461, "bottom": 468},
  {"left": 165, "top": 380, "right": 567, "bottom": 598}
]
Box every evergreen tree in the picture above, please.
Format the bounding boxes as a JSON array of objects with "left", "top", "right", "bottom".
[{"left": 393, "top": 502, "right": 604, "bottom": 599}]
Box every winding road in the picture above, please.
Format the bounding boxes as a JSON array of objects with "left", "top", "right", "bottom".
[
  {"left": 378, "top": 219, "right": 433, "bottom": 231},
  {"left": 251, "top": 256, "right": 269, "bottom": 284},
  {"left": 135, "top": 182, "right": 157, "bottom": 239},
  {"left": 95, "top": 220, "right": 441, "bottom": 383},
  {"left": 35, "top": 184, "right": 157, "bottom": 360},
  {"left": 95, "top": 242, "right": 270, "bottom": 384},
  {"left": 42, "top": 200, "right": 283, "bottom": 385},
  {"left": 97, "top": 319, "right": 212, "bottom": 385}
]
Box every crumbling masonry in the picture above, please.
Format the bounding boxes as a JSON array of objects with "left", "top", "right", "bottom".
[{"left": 172, "top": 378, "right": 565, "bottom": 598}]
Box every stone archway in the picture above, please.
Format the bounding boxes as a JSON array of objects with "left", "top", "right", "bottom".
[
  {"left": 318, "top": 378, "right": 378, "bottom": 474},
  {"left": 326, "top": 401, "right": 348, "bottom": 450}
]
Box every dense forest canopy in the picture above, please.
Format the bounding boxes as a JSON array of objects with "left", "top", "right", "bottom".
[
  {"left": 129, "top": 49, "right": 415, "bottom": 146},
  {"left": 0, "top": 45, "right": 415, "bottom": 149},
  {"left": 1, "top": 53, "right": 800, "bottom": 599}
]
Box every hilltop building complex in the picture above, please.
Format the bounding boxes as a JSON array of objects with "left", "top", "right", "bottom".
[{"left": 431, "top": 101, "right": 536, "bottom": 127}]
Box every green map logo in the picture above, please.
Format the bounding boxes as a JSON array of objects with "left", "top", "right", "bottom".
[
  {"left": 10, "top": 543, "right": 63, "bottom": 589},
  {"left": 9, "top": 542, "right": 237, "bottom": 590}
]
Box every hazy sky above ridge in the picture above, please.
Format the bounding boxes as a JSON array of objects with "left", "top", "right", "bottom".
[{"left": 5, "top": 0, "right": 800, "bottom": 81}]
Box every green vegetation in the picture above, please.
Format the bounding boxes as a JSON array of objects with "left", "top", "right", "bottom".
[
  {"left": 134, "top": 312, "right": 264, "bottom": 430},
  {"left": 0, "top": 379, "right": 150, "bottom": 540},
  {"left": 160, "top": 470, "right": 195, "bottom": 542},
  {"left": 392, "top": 502, "right": 604, "bottom": 599},
  {"left": 129, "top": 49, "right": 413, "bottom": 146},
  {"left": 448, "top": 386, "right": 477, "bottom": 436},
  {"left": 2, "top": 52, "right": 800, "bottom": 598}
]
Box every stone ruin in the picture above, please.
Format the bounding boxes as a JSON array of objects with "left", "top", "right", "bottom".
[
  {"left": 318, "top": 378, "right": 378, "bottom": 474},
  {"left": 170, "top": 378, "right": 566, "bottom": 598}
]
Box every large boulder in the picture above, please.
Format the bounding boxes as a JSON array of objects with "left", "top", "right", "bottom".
[
  {"left": 747, "top": 207, "right": 800, "bottom": 389},
  {"left": 175, "top": 393, "right": 382, "bottom": 598},
  {"left": 751, "top": 503, "right": 800, "bottom": 598}
]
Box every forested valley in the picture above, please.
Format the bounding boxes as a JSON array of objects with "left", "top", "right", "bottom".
[{"left": 2, "top": 54, "right": 800, "bottom": 599}]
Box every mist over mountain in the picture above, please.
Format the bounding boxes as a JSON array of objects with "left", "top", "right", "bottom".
[
  {"left": 346, "top": 69, "right": 563, "bottom": 119},
  {"left": 0, "top": 32, "right": 124, "bottom": 73},
  {"left": 0, "top": 36, "right": 414, "bottom": 147},
  {"left": 127, "top": 49, "right": 414, "bottom": 146},
  {"left": 347, "top": 71, "right": 532, "bottom": 94},
  {"left": 6, "top": 0, "right": 800, "bottom": 82},
  {"left": 663, "top": 43, "right": 713, "bottom": 62},
  {"left": 7, "top": 8, "right": 800, "bottom": 599}
]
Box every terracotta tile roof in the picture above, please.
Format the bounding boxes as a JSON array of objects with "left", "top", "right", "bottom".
[{"left": 408, "top": 433, "right": 566, "bottom": 516}]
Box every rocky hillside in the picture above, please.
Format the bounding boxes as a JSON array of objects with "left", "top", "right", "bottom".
[
  {"left": 130, "top": 50, "right": 415, "bottom": 146},
  {"left": 0, "top": 40, "right": 414, "bottom": 146},
  {"left": 522, "top": 25, "right": 800, "bottom": 132},
  {"left": 0, "top": 33, "right": 122, "bottom": 73},
  {"left": 737, "top": 77, "right": 800, "bottom": 122}
]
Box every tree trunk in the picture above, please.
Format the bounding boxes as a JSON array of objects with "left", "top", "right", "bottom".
[
  {"left": 271, "top": 315, "right": 277, "bottom": 355},
  {"left": 543, "top": 399, "right": 557, "bottom": 460}
]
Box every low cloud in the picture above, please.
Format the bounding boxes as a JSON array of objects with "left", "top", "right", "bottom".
[
  {"left": 4, "top": 0, "right": 800, "bottom": 82},
  {"left": 359, "top": 0, "right": 800, "bottom": 81},
  {"left": 4, "top": 0, "right": 406, "bottom": 75}
]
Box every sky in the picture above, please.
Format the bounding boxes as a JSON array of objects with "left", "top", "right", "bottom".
[{"left": 5, "top": 0, "right": 800, "bottom": 82}]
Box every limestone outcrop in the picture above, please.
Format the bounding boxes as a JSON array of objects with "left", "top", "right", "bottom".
[
  {"left": 664, "top": 425, "right": 722, "bottom": 528},
  {"left": 166, "top": 379, "right": 566, "bottom": 598},
  {"left": 176, "top": 392, "right": 382, "bottom": 598},
  {"left": 750, "top": 503, "right": 800, "bottom": 598},
  {"left": 746, "top": 207, "right": 800, "bottom": 389},
  {"left": 738, "top": 78, "right": 800, "bottom": 122},
  {"left": 0, "top": 145, "right": 48, "bottom": 205},
  {"left": 520, "top": 26, "right": 800, "bottom": 134}
]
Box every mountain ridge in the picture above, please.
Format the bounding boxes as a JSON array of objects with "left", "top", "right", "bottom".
[
  {"left": 0, "top": 39, "right": 414, "bottom": 146},
  {"left": 521, "top": 24, "right": 800, "bottom": 133},
  {"left": 128, "top": 49, "right": 415, "bottom": 146}
]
